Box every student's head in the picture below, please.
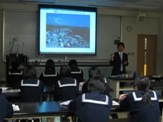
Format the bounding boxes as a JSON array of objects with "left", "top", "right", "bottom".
[
  {"left": 45, "top": 59, "right": 55, "bottom": 72},
  {"left": 11, "top": 61, "right": 20, "bottom": 70},
  {"left": 68, "top": 59, "right": 78, "bottom": 69},
  {"left": 134, "top": 76, "right": 150, "bottom": 91},
  {"left": 23, "top": 65, "right": 37, "bottom": 79},
  {"left": 134, "top": 76, "right": 152, "bottom": 106},
  {"left": 117, "top": 42, "right": 125, "bottom": 52},
  {"left": 60, "top": 65, "right": 71, "bottom": 78},
  {"left": 88, "top": 66, "right": 101, "bottom": 78},
  {"left": 87, "top": 76, "right": 106, "bottom": 94}
]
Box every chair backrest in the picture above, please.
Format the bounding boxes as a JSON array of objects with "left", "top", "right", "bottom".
[
  {"left": 71, "top": 69, "right": 84, "bottom": 82},
  {"left": 40, "top": 72, "right": 59, "bottom": 87},
  {"left": 7, "top": 71, "right": 23, "bottom": 89},
  {"left": 150, "top": 81, "right": 163, "bottom": 91}
]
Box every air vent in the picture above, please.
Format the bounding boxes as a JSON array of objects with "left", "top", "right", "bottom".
[{"left": 137, "top": 12, "right": 146, "bottom": 22}]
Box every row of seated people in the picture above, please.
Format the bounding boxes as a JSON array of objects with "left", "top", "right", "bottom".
[
  {"left": 7, "top": 59, "right": 110, "bottom": 102},
  {"left": 7, "top": 59, "right": 84, "bottom": 89}
]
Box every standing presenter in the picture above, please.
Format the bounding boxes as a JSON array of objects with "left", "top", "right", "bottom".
[{"left": 110, "top": 42, "right": 129, "bottom": 75}]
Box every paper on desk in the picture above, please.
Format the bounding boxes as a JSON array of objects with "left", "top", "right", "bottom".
[
  {"left": 12, "top": 104, "right": 20, "bottom": 111},
  {"left": 152, "top": 75, "right": 161, "bottom": 78},
  {"left": 112, "top": 100, "right": 119, "bottom": 106},
  {"left": 60, "top": 100, "right": 72, "bottom": 106}
]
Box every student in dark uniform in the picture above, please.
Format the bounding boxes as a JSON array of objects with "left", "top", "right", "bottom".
[
  {"left": 110, "top": 42, "right": 129, "bottom": 75},
  {"left": 7, "top": 61, "right": 23, "bottom": 89},
  {"left": 39, "top": 59, "right": 59, "bottom": 88},
  {"left": 68, "top": 59, "right": 84, "bottom": 83},
  {"left": 20, "top": 65, "right": 44, "bottom": 102},
  {"left": 82, "top": 66, "right": 110, "bottom": 96},
  {"left": 119, "top": 76, "right": 160, "bottom": 122},
  {"left": 68, "top": 76, "right": 112, "bottom": 122},
  {"left": 0, "top": 88, "right": 13, "bottom": 122},
  {"left": 54, "top": 65, "right": 79, "bottom": 101}
]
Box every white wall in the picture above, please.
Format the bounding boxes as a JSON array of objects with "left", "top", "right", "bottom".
[{"left": 0, "top": 3, "right": 163, "bottom": 78}]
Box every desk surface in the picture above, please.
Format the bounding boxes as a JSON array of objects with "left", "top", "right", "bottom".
[
  {"left": 1, "top": 86, "right": 54, "bottom": 98},
  {"left": 12, "top": 101, "right": 70, "bottom": 118},
  {"left": 108, "top": 75, "right": 163, "bottom": 81},
  {"left": 10, "top": 101, "right": 122, "bottom": 119}
]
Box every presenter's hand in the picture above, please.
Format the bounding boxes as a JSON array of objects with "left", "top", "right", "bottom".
[
  {"left": 124, "top": 61, "right": 128, "bottom": 65},
  {"left": 111, "top": 53, "right": 114, "bottom": 60}
]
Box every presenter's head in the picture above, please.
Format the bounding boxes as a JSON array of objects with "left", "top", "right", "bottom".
[{"left": 117, "top": 42, "right": 125, "bottom": 52}]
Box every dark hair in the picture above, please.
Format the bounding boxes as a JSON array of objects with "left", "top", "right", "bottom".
[
  {"left": 68, "top": 59, "right": 78, "bottom": 69},
  {"left": 87, "top": 76, "right": 106, "bottom": 94},
  {"left": 134, "top": 76, "right": 152, "bottom": 106},
  {"left": 23, "top": 65, "right": 37, "bottom": 78},
  {"left": 88, "top": 66, "right": 101, "bottom": 78},
  {"left": 11, "top": 62, "right": 20, "bottom": 70},
  {"left": 45, "top": 59, "right": 55, "bottom": 72},
  {"left": 117, "top": 42, "right": 125, "bottom": 48},
  {"left": 60, "top": 65, "right": 71, "bottom": 77}
]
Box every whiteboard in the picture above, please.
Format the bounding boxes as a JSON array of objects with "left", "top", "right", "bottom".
[{"left": 3, "top": 10, "right": 120, "bottom": 62}]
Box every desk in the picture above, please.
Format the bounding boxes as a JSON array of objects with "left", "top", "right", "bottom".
[
  {"left": 108, "top": 76, "right": 163, "bottom": 98},
  {"left": 6, "top": 101, "right": 129, "bottom": 122},
  {"left": 1, "top": 86, "right": 54, "bottom": 102},
  {"left": 108, "top": 76, "right": 134, "bottom": 98}
]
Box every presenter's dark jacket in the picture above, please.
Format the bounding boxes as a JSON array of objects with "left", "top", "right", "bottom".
[
  {"left": 110, "top": 52, "right": 128, "bottom": 75},
  {"left": 82, "top": 77, "right": 110, "bottom": 96},
  {"left": 20, "top": 78, "right": 44, "bottom": 102},
  {"left": 39, "top": 70, "right": 60, "bottom": 87},
  {"left": 0, "top": 92, "right": 13, "bottom": 122},
  {"left": 54, "top": 77, "right": 79, "bottom": 101},
  {"left": 68, "top": 92, "right": 112, "bottom": 122},
  {"left": 120, "top": 91, "right": 160, "bottom": 122}
]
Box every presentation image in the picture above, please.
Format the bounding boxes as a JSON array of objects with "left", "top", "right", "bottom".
[{"left": 46, "top": 13, "right": 90, "bottom": 48}]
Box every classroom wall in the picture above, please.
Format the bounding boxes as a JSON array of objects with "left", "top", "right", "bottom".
[{"left": 0, "top": 3, "right": 163, "bottom": 79}]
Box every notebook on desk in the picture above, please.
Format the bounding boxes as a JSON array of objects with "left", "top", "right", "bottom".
[{"left": 60, "top": 100, "right": 119, "bottom": 106}]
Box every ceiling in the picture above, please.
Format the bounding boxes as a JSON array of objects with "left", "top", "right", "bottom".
[{"left": 0, "top": 0, "right": 163, "bottom": 13}]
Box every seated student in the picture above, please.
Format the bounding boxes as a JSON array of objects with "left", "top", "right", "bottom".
[
  {"left": 39, "top": 59, "right": 59, "bottom": 87},
  {"left": 20, "top": 65, "right": 44, "bottom": 102},
  {"left": 68, "top": 76, "right": 112, "bottom": 122},
  {"left": 119, "top": 76, "right": 160, "bottom": 122},
  {"left": 54, "top": 65, "right": 79, "bottom": 101},
  {"left": 68, "top": 59, "right": 84, "bottom": 83},
  {"left": 7, "top": 61, "right": 23, "bottom": 89},
  {"left": 0, "top": 88, "right": 13, "bottom": 122},
  {"left": 82, "top": 66, "right": 110, "bottom": 96}
]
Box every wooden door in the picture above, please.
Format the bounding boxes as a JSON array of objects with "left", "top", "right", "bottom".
[{"left": 137, "top": 35, "right": 157, "bottom": 76}]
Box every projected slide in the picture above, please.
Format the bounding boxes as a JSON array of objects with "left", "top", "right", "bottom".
[
  {"left": 46, "top": 13, "right": 90, "bottom": 48},
  {"left": 39, "top": 5, "right": 97, "bottom": 55}
]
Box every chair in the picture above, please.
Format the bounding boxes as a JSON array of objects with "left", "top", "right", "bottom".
[
  {"left": 7, "top": 71, "right": 23, "bottom": 89},
  {"left": 71, "top": 69, "right": 84, "bottom": 83},
  {"left": 40, "top": 71, "right": 59, "bottom": 101}
]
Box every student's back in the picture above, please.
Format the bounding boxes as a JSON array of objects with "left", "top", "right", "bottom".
[
  {"left": 39, "top": 59, "right": 59, "bottom": 87},
  {"left": 54, "top": 65, "right": 79, "bottom": 101},
  {"left": 82, "top": 66, "right": 110, "bottom": 96},
  {"left": 121, "top": 91, "right": 160, "bottom": 122},
  {"left": 20, "top": 65, "right": 44, "bottom": 102},
  {"left": 69, "top": 76, "right": 112, "bottom": 122},
  {"left": 7, "top": 62, "right": 23, "bottom": 89},
  {"left": 119, "top": 76, "right": 160, "bottom": 122},
  {"left": 0, "top": 91, "right": 13, "bottom": 121},
  {"left": 68, "top": 59, "right": 84, "bottom": 83}
]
